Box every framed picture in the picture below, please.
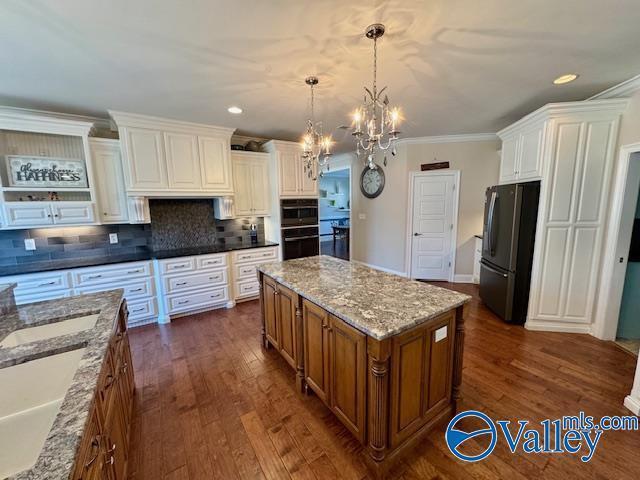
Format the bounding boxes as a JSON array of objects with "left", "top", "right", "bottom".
[{"left": 6, "top": 155, "right": 88, "bottom": 188}]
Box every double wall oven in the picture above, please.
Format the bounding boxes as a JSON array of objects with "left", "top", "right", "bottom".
[{"left": 281, "top": 199, "right": 320, "bottom": 260}]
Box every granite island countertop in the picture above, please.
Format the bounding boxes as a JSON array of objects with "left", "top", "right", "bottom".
[
  {"left": 257, "top": 256, "right": 471, "bottom": 340},
  {"left": 0, "top": 290, "right": 124, "bottom": 480}
]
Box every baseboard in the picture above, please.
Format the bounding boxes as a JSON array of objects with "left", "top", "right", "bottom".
[
  {"left": 524, "top": 319, "right": 592, "bottom": 334},
  {"left": 453, "top": 274, "right": 474, "bottom": 283},
  {"left": 624, "top": 395, "right": 640, "bottom": 415},
  {"left": 351, "top": 260, "right": 407, "bottom": 277}
]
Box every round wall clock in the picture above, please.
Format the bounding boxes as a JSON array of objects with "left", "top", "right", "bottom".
[{"left": 360, "top": 164, "right": 385, "bottom": 198}]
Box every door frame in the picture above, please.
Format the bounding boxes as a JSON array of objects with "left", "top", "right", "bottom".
[
  {"left": 593, "top": 142, "right": 640, "bottom": 340},
  {"left": 405, "top": 170, "right": 461, "bottom": 282}
]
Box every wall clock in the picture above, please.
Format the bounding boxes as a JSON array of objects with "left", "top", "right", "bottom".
[{"left": 360, "top": 164, "right": 385, "bottom": 198}]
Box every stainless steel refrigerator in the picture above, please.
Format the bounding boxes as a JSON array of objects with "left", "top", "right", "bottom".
[{"left": 479, "top": 181, "right": 540, "bottom": 324}]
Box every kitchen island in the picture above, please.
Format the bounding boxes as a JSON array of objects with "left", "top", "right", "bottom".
[
  {"left": 257, "top": 256, "right": 471, "bottom": 479},
  {"left": 0, "top": 290, "right": 134, "bottom": 480}
]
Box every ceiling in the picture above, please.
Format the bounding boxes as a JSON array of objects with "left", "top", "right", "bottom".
[{"left": 2, "top": 0, "right": 640, "bottom": 151}]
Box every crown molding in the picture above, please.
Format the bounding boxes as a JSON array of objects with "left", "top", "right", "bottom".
[
  {"left": 587, "top": 74, "right": 640, "bottom": 100},
  {"left": 397, "top": 133, "right": 498, "bottom": 146},
  {"left": 0, "top": 105, "right": 99, "bottom": 136},
  {"left": 109, "top": 110, "right": 236, "bottom": 137}
]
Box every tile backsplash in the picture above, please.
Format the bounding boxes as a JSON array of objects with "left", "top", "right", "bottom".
[{"left": 0, "top": 199, "right": 265, "bottom": 267}]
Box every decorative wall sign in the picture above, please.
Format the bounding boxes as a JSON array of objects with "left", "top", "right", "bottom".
[
  {"left": 6, "top": 155, "right": 88, "bottom": 188},
  {"left": 421, "top": 161, "right": 450, "bottom": 171}
]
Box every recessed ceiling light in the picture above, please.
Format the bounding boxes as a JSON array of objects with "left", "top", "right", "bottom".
[
  {"left": 553, "top": 74, "right": 579, "bottom": 85},
  {"left": 227, "top": 106, "right": 243, "bottom": 114}
]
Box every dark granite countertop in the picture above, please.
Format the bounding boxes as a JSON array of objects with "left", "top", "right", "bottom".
[
  {"left": 0, "top": 241, "right": 279, "bottom": 276},
  {"left": 0, "top": 290, "right": 123, "bottom": 479},
  {"left": 258, "top": 256, "right": 471, "bottom": 340}
]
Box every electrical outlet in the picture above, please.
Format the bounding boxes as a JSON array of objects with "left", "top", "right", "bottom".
[
  {"left": 24, "top": 238, "right": 36, "bottom": 250},
  {"left": 358, "top": 213, "right": 366, "bottom": 220},
  {"left": 109, "top": 233, "right": 118, "bottom": 244}
]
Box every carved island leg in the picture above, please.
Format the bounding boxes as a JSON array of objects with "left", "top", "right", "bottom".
[
  {"left": 294, "top": 304, "right": 306, "bottom": 394},
  {"left": 366, "top": 337, "right": 391, "bottom": 479},
  {"left": 258, "top": 272, "right": 270, "bottom": 349},
  {"left": 452, "top": 303, "right": 468, "bottom": 412}
]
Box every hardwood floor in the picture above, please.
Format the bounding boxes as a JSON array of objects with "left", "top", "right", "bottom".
[
  {"left": 127, "top": 283, "right": 640, "bottom": 480},
  {"left": 320, "top": 239, "right": 349, "bottom": 261}
]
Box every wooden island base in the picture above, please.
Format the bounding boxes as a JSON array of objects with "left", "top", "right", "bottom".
[{"left": 259, "top": 272, "right": 467, "bottom": 479}]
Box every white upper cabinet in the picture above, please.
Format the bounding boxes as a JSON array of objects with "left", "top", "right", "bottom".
[
  {"left": 199, "top": 136, "right": 232, "bottom": 193},
  {"left": 265, "top": 140, "right": 319, "bottom": 198},
  {"left": 124, "top": 127, "right": 168, "bottom": 190},
  {"left": 164, "top": 132, "right": 201, "bottom": 189},
  {"left": 498, "top": 122, "right": 544, "bottom": 184},
  {"left": 232, "top": 151, "right": 270, "bottom": 216},
  {"left": 110, "top": 111, "right": 235, "bottom": 196},
  {"left": 90, "top": 138, "right": 129, "bottom": 224}
]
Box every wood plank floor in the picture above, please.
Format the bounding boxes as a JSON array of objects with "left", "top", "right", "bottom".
[{"left": 127, "top": 283, "right": 640, "bottom": 480}]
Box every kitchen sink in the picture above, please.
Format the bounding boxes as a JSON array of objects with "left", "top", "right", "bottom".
[
  {"left": 0, "top": 347, "right": 86, "bottom": 478},
  {"left": 0, "top": 314, "right": 99, "bottom": 348}
]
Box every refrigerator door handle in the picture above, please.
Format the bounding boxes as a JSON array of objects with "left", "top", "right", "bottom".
[
  {"left": 487, "top": 191, "right": 498, "bottom": 255},
  {"left": 481, "top": 260, "right": 508, "bottom": 278}
]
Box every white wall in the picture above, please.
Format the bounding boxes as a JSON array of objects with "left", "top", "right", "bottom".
[{"left": 347, "top": 139, "right": 500, "bottom": 277}]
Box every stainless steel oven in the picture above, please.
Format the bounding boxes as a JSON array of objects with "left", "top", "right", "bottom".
[
  {"left": 281, "top": 199, "right": 318, "bottom": 226},
  {"left": 282, "top": 226, "right": 319, "bottom": 260}
]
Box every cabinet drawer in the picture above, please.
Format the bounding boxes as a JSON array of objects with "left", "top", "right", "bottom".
[
  {"left": 165, "top": 287, "right": 228, "bottom": 314},
  {"left": 159, "top": 257, "right": 196, "bottom": 274},
  {"left": 15, "top": 288, "right": 73, "bottom": 306},
  {"left": 196, "top": 253, "right": 227, "bottom": 270},
  {"left": 236, "top": 280, "right": 259, "bottom": 298},
  {"left": 233, "top": 248, "right": 277, "bottom": 264},
  {"left": 126, "top": 297, "right": 157, "bottom": 322},
  {"left": 163, "top": 269, "right": 227, "bottom": 294},
  {"left": 75, "top": 277, "right": 155, "bottom": 300},
  {"left": 235, "top": 263, "right": 258, "bottom": 280},
  {"left": 73, "top": 261, "right": 152, "bottom": 287},
  {"left": 4, "top": 271, "right": 72, "bottom": 295}
]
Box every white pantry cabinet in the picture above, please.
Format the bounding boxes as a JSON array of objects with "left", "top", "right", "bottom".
[
  {"left": 232, "top": 151, "right": 271, "bottom": 216},
  {"left": 110, "top": 111, "right": 235, "bottom": 196},
  {"left": 497, "top": 99, "right": 628, "bottom": 333},
  {"left": 264, "top": 140, "right": 318, "bottom": 198},
  {"left": 89, "top": 138, "right": 129, "bottom": 224}
]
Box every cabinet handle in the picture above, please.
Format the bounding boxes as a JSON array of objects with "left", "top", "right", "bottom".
[
  {"left": 210, "top": 293, "right": 221, "bottom": 299},
  {"left": 39, "top": 281, "right": 56, "bottom": 286},
  {"left": 130, "top": 287, "right": 143, "bottom": 292},
  {"left": 104, "top": 374, "right": 115, "bottom": 390},
  {"left": 132, "top": 307, "right": 145, "bottom": 313},
  {"left": 87, "top": 274, "right": 102, "bottom": 279},
  {"left": 177, "top": 300, "right": 189, "bottom": 305},
  {"left": 127, "top": 269, "right": 142, "bottom": 274},
  {"left": 47, "top": 214, "right": 52, "bottom": 218},
  {"left": 121, "top": 362, "right": 128, "bottom": 373},
  {"left": 262, "top": 253, "right": 271, "bottom": 257},
  {"left": 84, "top": 436, "right": 101, "bottom": 469},
  {"left": 209, "top": 276, "right": 219, "bottom": 280},
  {"left": 176, "top": 282, "right": 188, "bottom": 286},
  {"left": 103, "top": 212, "right": 108, "bottom": 216}
]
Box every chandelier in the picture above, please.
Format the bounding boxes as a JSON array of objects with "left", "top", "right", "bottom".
[
  {"left": 352, "top": 24, "right": 401, "bottom": 169},
  {"left": 301, "top": 76, "right": 332, "bottom": 180}
]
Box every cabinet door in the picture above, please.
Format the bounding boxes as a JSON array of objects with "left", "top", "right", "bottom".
[
  {"left": 71, "top": 406, "right": 104, "bottom": 480},
  {"left": 328, "top": 315, "right": 366, "bottom": 443},
  {"left": 91, "top": 141, "right": 128, "bottom": 224},
  {"left": 302, "top": 299, "right": 330, "bottom": 404},
  {"left": 518, "top": 125, "right": 544, "bottom": 180},
  {"left": 199, "top": 136, "right": 233, "bottom": 193},
  {"left": 164, "top": 132, "right": 201, "bottom": 189},
  {"left": 233, "top": 160, "right": 253, "bottom": 216},
  {"left": 250, "top": 161, "right": 270, "bottom": 215},
  {"left": 299, "top": 158, "right": 319, "bottom": 197},
  {"left": 263, "top": 276, "right": 279, "bottom": 349},
  {"left": 51, "top": 202, "right": 95, "bottom": 225},
  {"left": 104, "top": 388, "right": 128, "bottom": 480},
  {"left": 277, "top": 284, "right": 298, "bottom": 369},
  {"left": 278, "top": 150, "right": 300, "bottom": 197},
  {"left": 124, "top": 127, "right": 167, "bottom": 190},
  {"left": 499, "top": 136, "right": 519, "bottom": 184},
  {"left": 4, "top": 203, "right": 52, "bottom": 226}
]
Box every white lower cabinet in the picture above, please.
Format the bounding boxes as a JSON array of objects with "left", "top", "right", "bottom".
[
  {"left": 230, "top": 246, "right": 278, "bottom": 301},
  {"left": 157, "top": 252, "right": 231, "bottom": 320}
]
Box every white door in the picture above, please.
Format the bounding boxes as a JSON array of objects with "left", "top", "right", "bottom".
[
  {"left": 90, "top": 139, "right": 128, "bottom": 224},
  {"left": 250, "top": 161, "right": 270, "bottom": 215},
  {"left": 233, "top": 159, "right": 253, "bottom": 216},
  {"left": 410, "top": 173, "right": 457, "bottom": 281},
  {"left": 164, "top": 132, "right": 201, "bottom": 189},
  {"left": 518, "top": 125, "right": 544, "bottom": 180},
  {"left": 499, "top": 136, "right": 519, "bottom": 184},
  {"left": 199, "top": 136, "right": 233, "bottom": 193},
  {"left": 51, "top": 202, "right": 95, "bottom": 225},
  {"left": 124, "top": 127, "right": 168, "bottom": 190}
]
